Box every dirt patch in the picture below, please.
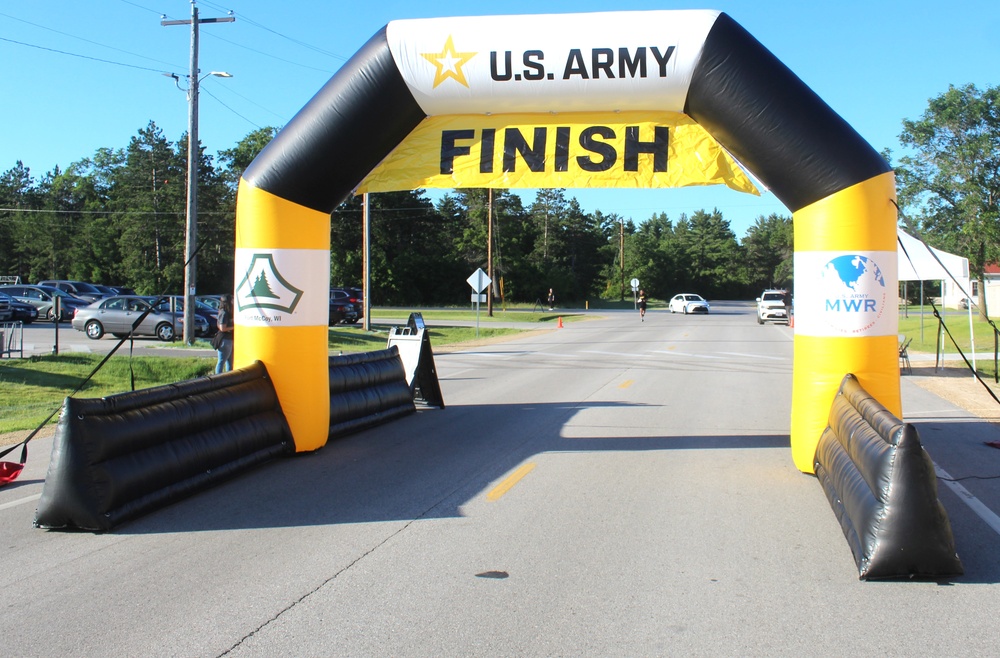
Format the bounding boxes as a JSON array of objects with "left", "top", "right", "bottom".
[
  {"left": 432, "top": 327, "right": 554, "bottom": 353},
  {"left": 907, "top": 363, "right": 1000, "bottom": 422},
  {"left": 0, "top": 427, "right": 52, "bottom": 448}
]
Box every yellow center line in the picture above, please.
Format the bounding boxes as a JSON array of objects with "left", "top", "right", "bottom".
[
  {"left": 487, "top": 462, "right": 536, "bottom": 501},
  {"left": 619, "top": 380, "right": 634, "bottom": 389}
]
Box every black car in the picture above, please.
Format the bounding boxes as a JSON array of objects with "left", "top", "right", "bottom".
[
  {"left": 330, "top": 287, "right": 363, "bottom": 324},
  {"left": 329, "top": 297, "right": 358, "bottom": 326},
  {"left": 0, "top": 291, "right": 12, "bottom": 322},
  {"left": 2, "top": 293, "right": 39, "bottom": 324},
  {"left": 93, "top": 283, "right": 137, "bottom": 297}
]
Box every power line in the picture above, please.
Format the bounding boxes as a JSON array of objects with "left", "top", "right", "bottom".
[
  {"left": 0, "top": 36, "right": 171, "bottom": 74},
  {"left": 199, "top": 86, "right": 261, "bottom": 130},
  {"left": 0, "top": 10, "right": 184, "bottom": 70},
  {"left": 201, "top": 30, "right": 337, "bottom": 74},
  {"left": 116, "top": 0, "right": 166, "bottom": 17},
  {"left": 199, "top": 0, "right": 349, "bottom": 62},
  {"left": 204, "top": 82, "right": 286, "bottom": 122}
]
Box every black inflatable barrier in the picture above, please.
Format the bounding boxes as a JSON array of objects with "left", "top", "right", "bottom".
[
  {"left": 328, "top": 347, "right": 416, "bottom": 438},
  {"left": 814, "top": 374, "right": 963, "bottom": 580},
  {"left": 34, "top": 362, "right": 293, "bottom": 532}
]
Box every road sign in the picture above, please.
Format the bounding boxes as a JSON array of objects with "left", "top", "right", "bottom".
[
  {"left": 467, "top": 268, "right": 492, "bottom": 293},
  {"left": 630, "top": 277, "right": 640, "bottom": 292}
]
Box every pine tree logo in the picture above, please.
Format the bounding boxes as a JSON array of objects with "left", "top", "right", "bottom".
[
  {"left": 235, "top": 253, "right": 304, "bottom": 314},
  {"left": 250, "top": 271, "right": 279, "bottom": 299}
]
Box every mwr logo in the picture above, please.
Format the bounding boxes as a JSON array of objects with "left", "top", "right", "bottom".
[
  {"left": 820, "top": 254, "right": 887, "bottom": 334},
  {"left": 235, "top": 253, "right": 304, "bottom": 317}
]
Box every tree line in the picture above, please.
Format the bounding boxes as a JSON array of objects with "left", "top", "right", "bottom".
[
  {"left": 2, "top": 83, "right": 994, "bottom": 308},
  {"left": 0, "top": 120, "right": 791, "bottom": 306}
]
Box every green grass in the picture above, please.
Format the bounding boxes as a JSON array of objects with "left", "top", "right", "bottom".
[
  {"left": 898, "top": 310, "right": 999, "bottom": 354},
  {"left": 0, "top": 323, "right": 536, "bottom": 436},
  {"left": 0, "top": 354, "right": 216, "bottom": 436},
  {"left": 898, "top": 309, "right": 1000, "bottom": 378}
]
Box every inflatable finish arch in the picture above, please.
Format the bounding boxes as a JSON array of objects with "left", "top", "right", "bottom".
[{"left": 236, "top": 10, "right": 899, "bottom": 473}]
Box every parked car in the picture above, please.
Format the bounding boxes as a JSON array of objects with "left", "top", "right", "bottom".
[
  {"left": 0, "top": 291, "right": 12, "bottom": 322},
  {"left": 0, "top": 284, "right": 91, "bottom": 321},
  {"left": 330, "top": 286, "right": 363, "bottom": 324},
  {"left": 71, "top": 295, "right": 207, "bottom": 341},
  {"left": 92, "top": 283, "right": 130, "bottom": 297},
  {"left": 0, "top": 292, "right": 39, "bottom": 324},
  {"left": 329, "top": 297, "right": 358, "bottom": 325},
  {"left": 150, "top": 296, "right": 218, "bottom": 336},
  {"left": 36, "top": 280, "right": 110, "bottom": 303},
  {"left": 669, "top": 293, "right": 711, "bottom": 314},
  {"left": 196, "top": 294, "right": 224, "bottom": 311},
  {"left": 756, "top": 289, "right": 790, "bottom": 324}
]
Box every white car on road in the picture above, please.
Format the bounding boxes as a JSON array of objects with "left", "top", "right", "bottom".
[{"left": 669, "top": 293, "right": 710, "bottom": 314}]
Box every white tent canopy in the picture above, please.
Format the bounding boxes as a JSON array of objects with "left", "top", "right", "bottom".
[
  {"left": 897, "top": 228, "right": 976, "bottom": 372},
  {"left": 897, "top": 228, "right": 969, "bottom": 285}
]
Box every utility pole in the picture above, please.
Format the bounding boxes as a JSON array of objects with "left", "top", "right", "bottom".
[
  {"left": 363, "top": 193, "right": 371, "bottom": 332},
  {"left": 620, "top": 216, "right": 625, "bottom": 301},
  {"left": 162, "top": 2, "right": 234, "bottom": 344},
  {"left": 487, "top": 189, "right": 493, "bottom": 317}
]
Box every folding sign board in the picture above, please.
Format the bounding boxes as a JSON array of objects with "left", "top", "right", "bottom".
[{"left": 387, "top": 313, "right": 445, "bottom": 408}]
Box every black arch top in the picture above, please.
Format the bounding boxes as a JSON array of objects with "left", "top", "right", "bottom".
[
  {"left": 243, "top": 13, "right": 891, "bottom": 215},
  {"left": 242, "top": 26, "right": 425, "bottom": 213},
  {"left": 684, "top": 13, "right": 891, "bottom": 212}
]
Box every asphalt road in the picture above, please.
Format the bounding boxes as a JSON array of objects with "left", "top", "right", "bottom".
[{"left": 2, "top": 302, "right": 999, "bottom": 656}]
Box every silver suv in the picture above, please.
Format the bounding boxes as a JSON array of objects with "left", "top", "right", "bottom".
[
  {"left": 756, "top": 289, "right": 790, "bottom": 324},
  {"left": 36, "top": 280, "right": 109, "bottom": 303}
]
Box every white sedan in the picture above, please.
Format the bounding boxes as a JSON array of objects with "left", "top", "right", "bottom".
[{"left": 669, "top": 293, "right": 710, "bottom": 314}]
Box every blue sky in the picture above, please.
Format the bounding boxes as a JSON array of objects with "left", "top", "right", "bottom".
[{"left": 2, "top": 0, "right": 997, "bottom": 239}]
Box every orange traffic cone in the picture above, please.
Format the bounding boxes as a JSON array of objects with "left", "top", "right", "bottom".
[
  {"left": 789, "top": 312, "right": 794, "bottom": 328},
  {"left": 557, "top": 316, "right": 564, "bottom": 328}
]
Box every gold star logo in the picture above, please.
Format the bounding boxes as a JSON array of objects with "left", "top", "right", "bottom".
[{"left": 421, "top": 35, "right": 477, "bottom": 89}]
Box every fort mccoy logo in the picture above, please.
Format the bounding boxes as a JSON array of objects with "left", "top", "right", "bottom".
[{"left": 234, "top": 253, "right": 303, "bottom": 322}]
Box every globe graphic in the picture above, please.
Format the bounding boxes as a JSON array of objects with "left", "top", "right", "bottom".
[{"left": 825, "top": 255, "right": 885, "bottom": 293}]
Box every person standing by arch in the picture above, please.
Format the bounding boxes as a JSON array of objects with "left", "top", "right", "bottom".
[
  {"left": 214, "top": 294, "right": 235, "bottom": 374},
  {"left": 638, "top": 289, "right": 647, "bottom": 321}
]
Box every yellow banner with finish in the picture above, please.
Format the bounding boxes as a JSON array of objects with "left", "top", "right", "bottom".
[{"left": 356, "top": 111, "right": 759, "bottom": 195}]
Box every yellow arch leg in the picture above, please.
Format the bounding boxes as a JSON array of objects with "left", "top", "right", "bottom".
[
  {"left": 790, "top": 172, "right": 900, "bottom": 473},
  {"left": 234, "top": 180, "right": 331, "bottom": 452}
]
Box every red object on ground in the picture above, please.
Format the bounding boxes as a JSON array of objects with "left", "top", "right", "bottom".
[
  {"left": 0, "top": 443, "right": 27, "bottom": 486},
  {"left": 0, "top": 461, "right": 24, "bottom": 485}
]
